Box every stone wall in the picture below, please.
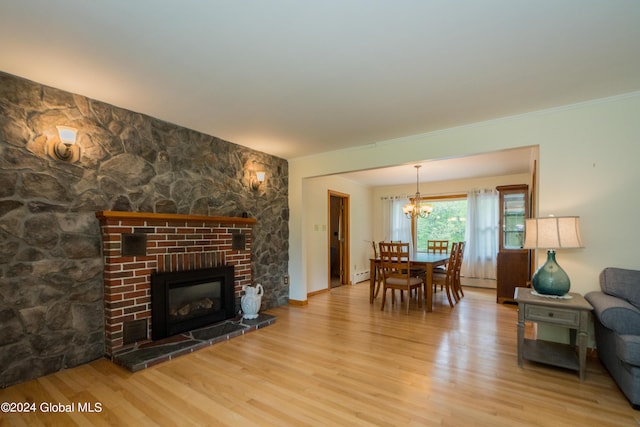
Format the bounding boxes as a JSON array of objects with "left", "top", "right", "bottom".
[{"left": 0, "top": 71, "right": 289, "bottom": 387}]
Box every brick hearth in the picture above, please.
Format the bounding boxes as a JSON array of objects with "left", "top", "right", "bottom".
[{"left": 96, "top": 211, "right": 256, "bottom": 357}]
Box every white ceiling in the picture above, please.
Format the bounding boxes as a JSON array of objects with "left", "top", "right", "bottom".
[
  {"left": 1, "top": 1, "right": 639, "bottom": 184},
  {"left": 339, "top": 146, "right": 535, "bottom": 187}
]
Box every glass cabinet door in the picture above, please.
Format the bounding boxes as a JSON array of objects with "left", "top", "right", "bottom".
[
  {"left": 497, "top": 184, "right": 529, "bottom": 251},
  {"left": 503, "top": 192, "right": 525, "bottom": 249}
]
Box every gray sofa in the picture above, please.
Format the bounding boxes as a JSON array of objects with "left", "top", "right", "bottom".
[{"left": 585, "top": 267, "right": 640, "bottom": 408}]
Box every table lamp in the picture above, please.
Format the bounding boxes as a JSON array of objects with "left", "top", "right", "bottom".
[{"left": 523, "top": 216, "right": 584, "bottom": 296}]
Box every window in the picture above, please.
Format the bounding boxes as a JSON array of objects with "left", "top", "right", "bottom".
[{"left": 416, "top": 198, "right": 467, "bottom": 252}]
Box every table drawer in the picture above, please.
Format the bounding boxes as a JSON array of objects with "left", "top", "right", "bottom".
[{"left": 525, "top": 305, "right": 579, "bottom": 327}]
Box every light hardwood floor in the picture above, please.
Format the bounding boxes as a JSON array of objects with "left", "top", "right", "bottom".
[{"left": 1, "top": 284, "right": 638, "bottom": 426}]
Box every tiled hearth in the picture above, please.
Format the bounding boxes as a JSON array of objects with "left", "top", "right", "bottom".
[
  {"left": 96, "top": 211, "right": 258, "bottom": 358},
  {"left": 113, "top": 313, "right": 275, "bottom": 372}
]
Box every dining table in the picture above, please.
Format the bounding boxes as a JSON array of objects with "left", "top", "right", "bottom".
[{"left": 369, "top": 252, "right": 450, "bottom": 312}]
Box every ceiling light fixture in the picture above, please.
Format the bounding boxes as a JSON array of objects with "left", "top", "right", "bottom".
[{"left": 403, "top": 165, "right": 433, "bottom": 219}]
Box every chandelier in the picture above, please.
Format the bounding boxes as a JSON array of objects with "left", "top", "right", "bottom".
[{"left": 403, "top": 165, "right": 433, "bottom": 219}]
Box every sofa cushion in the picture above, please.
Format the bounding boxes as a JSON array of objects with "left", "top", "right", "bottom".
[
  {"left": 600, "top": 267, "right": 640, "bottom": 309},
  {"left": 585, "top": 291, "right": 640, "bottom": 335},
  {"left": 616, "top": 334, "right": 640, "bottom": 366}
]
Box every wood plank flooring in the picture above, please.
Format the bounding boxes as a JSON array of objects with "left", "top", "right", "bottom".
[{"left": 1, "top": 284, "right": 638, "bottom": 426}]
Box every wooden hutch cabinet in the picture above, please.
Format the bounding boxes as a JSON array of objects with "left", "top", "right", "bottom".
[{"left": 496, "top": 184, "right": 530, "bottom": 303}]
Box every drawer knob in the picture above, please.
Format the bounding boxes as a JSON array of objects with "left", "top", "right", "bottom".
[{"left": 548, "top": 312, "right": 554, "bottom": 317}]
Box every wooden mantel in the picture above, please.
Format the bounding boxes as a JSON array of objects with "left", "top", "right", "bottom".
[{"left": 95, "top": 210, "right": 257, "bottom": 225}]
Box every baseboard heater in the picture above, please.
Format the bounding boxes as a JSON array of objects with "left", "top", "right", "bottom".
[{"left": 352, "top": 270, "right": 370, "bottom": 283}]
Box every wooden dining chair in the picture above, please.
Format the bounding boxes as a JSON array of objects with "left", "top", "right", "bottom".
[
  {"left": 432, "top": 242, "right": 459, "bottom": 307},
  {"left": 378, "top": 242, "right": 424, "bottom": 313},
  {"left": 452, "top": 241, "right": 466, "bottom": 302},
  {"left": 370, "top": 241, "right": 383, "bottom": 301},
  {"left": 429, "top": 240, "right": 450, "bottom": 285},
  {"left": 427, "top": 240, "right": 449, "bottom": 254}
]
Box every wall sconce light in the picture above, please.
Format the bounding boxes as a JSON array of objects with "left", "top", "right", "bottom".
[
  {"left": 251, "top": 170, "right": 266, "bottom": 190},
  {"left": 46, "top": 125, "right": 80, "bottom": 162}
]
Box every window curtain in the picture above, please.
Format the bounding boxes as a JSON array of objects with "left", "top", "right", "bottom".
[
  {"left": 461, "top": 188, "right": 499, "bottom": 279},
  {"left": 381, "top": 196, "right": 411, "bottom": 244}
]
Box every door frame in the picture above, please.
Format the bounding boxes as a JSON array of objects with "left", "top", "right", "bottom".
[{"left": 328, "top": 190, "right": 350, "bottom": 289}]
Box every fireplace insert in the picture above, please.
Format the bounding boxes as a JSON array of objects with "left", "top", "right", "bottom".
[{"left": 151, "top": 266, "right": 235, "bottom": 340}]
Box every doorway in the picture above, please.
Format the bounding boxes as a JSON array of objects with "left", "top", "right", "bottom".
[{"left": 328, "top": 191, "right": 350, "bottom": 289}]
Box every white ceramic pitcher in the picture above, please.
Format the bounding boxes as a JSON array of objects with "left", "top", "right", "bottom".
[{"left": 241, "top": 283, "right": 263, "bottom": 319}]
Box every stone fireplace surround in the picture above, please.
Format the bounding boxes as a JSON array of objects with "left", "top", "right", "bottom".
[
  {"left": 0, "top": 71, "right": 288, "bottom": 387},
  {"left": 96, "top": 210, "right": 256, "bottom": 357}
]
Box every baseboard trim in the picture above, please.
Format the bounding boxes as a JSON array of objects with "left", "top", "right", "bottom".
[
  {"left": 288, "top": 299, "right": 308, "bottom": 306},
  {"left": 308, "top": 288, "right": 329, "bottom": 297}
]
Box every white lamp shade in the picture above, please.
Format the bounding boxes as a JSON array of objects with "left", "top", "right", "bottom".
[{"left": 524, "top": 216, "right": 584, "bottom": 249}]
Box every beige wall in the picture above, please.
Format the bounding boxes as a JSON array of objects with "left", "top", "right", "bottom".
[
  {"left": 304, "top": 175, "right": 372, "bottom": 293},
  {"left": 289, "top": 92, "right": 640, "bottom": 302}
]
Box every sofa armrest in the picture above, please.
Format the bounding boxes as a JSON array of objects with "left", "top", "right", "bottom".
[
  {"left": 600, "top": 267, "right": 640, "bottom": 308},
  {"left": 585, "top": 291, "right": 640, "bottom": 335}
]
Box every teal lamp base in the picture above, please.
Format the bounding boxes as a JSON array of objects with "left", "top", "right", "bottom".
[{"left": 531, "top": 250, "right": 570, "bottom": 296}]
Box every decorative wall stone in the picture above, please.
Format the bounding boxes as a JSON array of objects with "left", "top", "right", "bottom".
[{"left": 0, "top": 71, "right": 289, "bottom": 388}]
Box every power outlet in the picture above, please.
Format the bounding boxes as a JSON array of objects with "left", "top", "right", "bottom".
[{"left": 283, "top": 275, "right": 289, "bottom": 285}]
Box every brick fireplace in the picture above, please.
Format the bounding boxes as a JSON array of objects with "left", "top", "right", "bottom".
[{"left": 96, "top": 211, "right": 255, "bottom": 357}]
